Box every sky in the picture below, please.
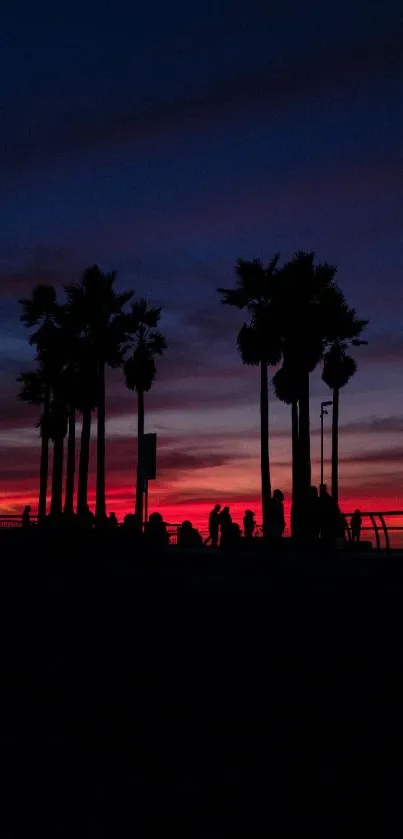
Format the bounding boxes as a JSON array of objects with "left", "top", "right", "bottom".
[{"left": 0, "top": 0, "right": 402, "bottom": 528}]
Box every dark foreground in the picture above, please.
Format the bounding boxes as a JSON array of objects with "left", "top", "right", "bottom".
[{"left": 0, "top": 532, "right": 402, "bottom": 836}]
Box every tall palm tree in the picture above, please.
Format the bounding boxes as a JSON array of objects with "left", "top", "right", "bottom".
[
  {"left": 76, "top": 363, "right": 97, "bottom": 517},
  {"left": 19, "top": 285, "right": 60, "bottom": 520},
  {"left": 49, "top": 393, "right": 68, "bottom": 517},
  {"left": 322, "top": 307, "right": 368, "bottom": 502},
  {"left": 64, "top": 266, "right": 132, "bottom": 521},
  {"left": 273, "top": 252, "right": 340, "bottom": 498},
  {"left": 218, "top": 257, "right": 282, "bottom": 537},
  {"left": 272, "top": 362, "right": 300, "bottom": 503},
  {"left": 123, "top": 299, "right": 166, "bottom": 526},
  {"left": 17, "top": 366, "right": 51, "bottom": 519}
]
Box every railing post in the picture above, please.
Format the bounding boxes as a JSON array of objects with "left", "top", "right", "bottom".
[
  {"left": 369, "top": 514, "right": 381, "bottom": 551},
  {"left": 378, "top": 514, "right": 390, "bottom": 552}
]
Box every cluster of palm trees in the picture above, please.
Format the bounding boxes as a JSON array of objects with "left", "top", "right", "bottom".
[
  {"left": 17, "top": 266, "right": 166, "bottom": 525},
  {"left": 218, "top": 251, "right": 368, "bottom": 537},
  {"left": 17, "top": 252, "right": 367, "bottom": 534}
]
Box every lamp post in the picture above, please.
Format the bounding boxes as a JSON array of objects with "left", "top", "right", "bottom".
[{"left": 320, "top": 400, "right": 333, "bottom": 486}]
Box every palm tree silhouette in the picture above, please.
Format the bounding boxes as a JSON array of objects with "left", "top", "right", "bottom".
[
  {"left": 19, "top": 285, "right": 60, "bottom": 520},
  {"left": 322, "top": 306, "right": 368, "bottom": 502},
  {"left": 17, "top": 365, "right": 51, "bottom": 519},
  {"left": 272, "top": 362, "right": 300, "bottom": 503},
  {"left": 274, "top": 252, "right": 340, "bottom": 498},
  {"left": 123, "top": 299, "right": 166, "bottom": 526},
  {"left": 218, "top": 257, "right": 282, "bottom": 537},
  {"left": 49, "top": 391, "right": 68, "bottom": 517},
  {"left": 64, "top": 266, "right": 132, "bottom": 522}
]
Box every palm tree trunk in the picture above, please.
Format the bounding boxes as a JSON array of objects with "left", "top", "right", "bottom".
[
  {"left": 260, "top": 360, "right": 271, "bottom": 537},
  {"left": 77, "top": 408, "right": 91, "bottom": 516},
  {"left": 96, "top": 361, "right": 106, "bottom": 523},
  {"left": 38, "top": 386, "right": 50, "bottom": 522},
  {"left": 331, "top": 386, "right": 339, "bottom": 502},
  {"left": 290, "top": 399, "right": 300, "bottom": 538},
  {"left": 298, "top": 371, "right": 311, "bottom": 496},
  {"left": 64, "top": 407, "right": 76, "bottom": 515},
  {"left": 50, "top": 437, "right": 64, "bottom": 517},
  {"left": 135, "top": 388, "right": 145, "bottom": 527},
  {"left": 291, "top": 400, "right": 299, "bottom": 500}
]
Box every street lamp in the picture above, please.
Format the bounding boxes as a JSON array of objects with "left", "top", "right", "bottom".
[{"left": 320, "top": 400, "right": 333, "bottom": 487}]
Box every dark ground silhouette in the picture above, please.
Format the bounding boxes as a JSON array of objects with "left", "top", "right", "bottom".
[{"left": 0, "top": 530, "right": 401, "bottom": 835}]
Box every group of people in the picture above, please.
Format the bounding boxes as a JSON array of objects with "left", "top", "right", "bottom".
[
  {"left": 208, "top": 491, "right": 286, "bottom": 547},
  {"left": 20, "top": 489, "right": 362, "bottom": 546}
]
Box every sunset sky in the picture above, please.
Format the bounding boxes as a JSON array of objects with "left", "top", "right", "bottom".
[{"left": 1, "top": 1, "right": 402, "bottom": 527}]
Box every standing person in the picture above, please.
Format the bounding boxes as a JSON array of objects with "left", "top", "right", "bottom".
[
  {"left": 208, "top": 504, "right": 221, "bottom": 547},
  {"left": 218, "top": 506, "right": 232, "bottom": 544},
  {"left": 351, "top": 510, "right": 362, "bottom": 543},
  {"left": 268, "top": 490, "right": 285, "bottom": 538},
  {"left": 243, "top": 510, "right": 256, "bottom": 539},
  {"left": 306, "top": 486, "right": 320, "bottom": 539},
  {"left": 22, "top": 505, "right": 31, "bottom": 528},
  {"left": 319, "top": 484, "right": 344, "bottom": 542}
]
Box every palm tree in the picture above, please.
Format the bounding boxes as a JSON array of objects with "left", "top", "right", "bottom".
[
  {"left": 76, "top": 364, "right": 97, "bottom": 517},
  {"left": 218, "top": 257, "right": 282, "bottom": 537},
  {"left": 17, "top": 366, "right": 51, "bottom": 520},
  {"left": 273, "top": 252, "right": 340, "bottom": 498},
  {"left": 64, "top": 266, "right": 132, "bottom": 522},
  {"left": 123, "top": 299, "right": 166, "bottom": 526},
  {"left": 272, "top": 362, "right": 300, "bottom": 503},
  {"left": 322, "top": 307, "right": 368, "bottom": 502},
  {"left": 49, "top": 393, "right": 68, "bottom": 517},
  {"left": 19, "top": 285, "right": 60, "bottom": 520}
]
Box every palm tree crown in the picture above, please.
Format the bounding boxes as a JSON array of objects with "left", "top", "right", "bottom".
[{"left": 123, "top": 299, "right": 167, "bottom": 393}]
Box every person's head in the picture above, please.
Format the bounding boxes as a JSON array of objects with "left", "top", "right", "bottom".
[
  {"left": 149, "top": 512, "right": 163, "bottom": 524},
  {"left": 310, "top": 486, "right": 318, "bottom": 498},
  {"left": 273, "top": 489, "right": 284, "bottom": 502},
  {"left": 354, "top": 509, "right": 361, "bottom": 516},
  {"left": 223, "top": 506, "right": 229, "bottom": 513},
  {"left": 25, "top": 505, "right": 31, "bottom": 513},
  {"left": 181, "top": 520, "right": 192, "bottom": 531},
  {"left": 319, "top": 483, "right": 328, "bottom": 497},
  {"left": 214, "top": 504, "right": 221, "bottom": 512}
]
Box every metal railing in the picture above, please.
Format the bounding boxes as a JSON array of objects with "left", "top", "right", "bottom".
[
  {"left": 1, "top": 512, "right": 403, "bottom": 551},
  {"left": 342, "top": 511, "right": 403, "bottom": 552}
]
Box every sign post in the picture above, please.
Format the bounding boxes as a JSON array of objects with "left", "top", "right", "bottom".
[{"left": 138, "top": 433, "right": 157, "bottom": 523}]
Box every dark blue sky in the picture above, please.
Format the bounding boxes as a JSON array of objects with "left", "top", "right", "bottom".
[{"left": 1, "top": 0, "right": 402, "bottom": 518}]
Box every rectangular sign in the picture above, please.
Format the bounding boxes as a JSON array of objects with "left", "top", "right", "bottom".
[{"left": 139, "top": 432, "right": 157, "bottom": 481}]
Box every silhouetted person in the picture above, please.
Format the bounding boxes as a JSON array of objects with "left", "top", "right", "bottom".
[
  {"left": 319, "top": 484, "right": 344, "bottom": 542},
  {"left": 22, "top": 505, "right": 31, "bottom": 528},
  {"left": 268, "top": 490, "right": 285, "bottom": 538},
  {"left": 243, "top": 509, "right": 256, "bottom": 539},
  {"left": 218, "top": 506, "right": 232, "bottom": 544},
  {"left": 144, "top": 512, "right": 169, "bottom": 549},
  {"left": 178, "top": 520, "right": 203, "bottom": 549},
  {"left": 208, "top": 504, "right": 221, "bottom": 547},
  {"left": 123, "top": 513, "right": 136, "bottom": 529},
  {"left": 306, "top": 486, "right": 320, "bottom": 539},
  {"left": 108, "top": 512, "right": 118, "bottom": 528},
  {"left": 351, "top": 509, "right": 362, "bottom": 543},
  {"left": 220, "top": 521, "right": 242, "bottom": 549}
]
